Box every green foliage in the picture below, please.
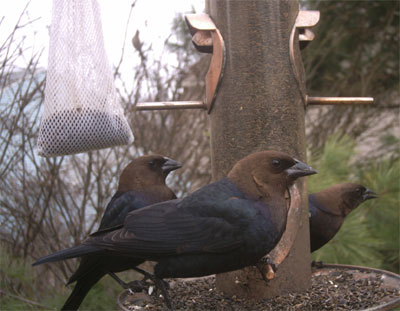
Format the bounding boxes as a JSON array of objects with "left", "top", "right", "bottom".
[
  {"left": 301, "top": 0, "right": 399, "bottom": 155},
  {"left": 0, "top": 251, "right": 33, "bottom": 283},
  {"left": 357, "top": 157, "right": 400, "bottom": 272},
  {"left": 302, "top": 0, "right": 399, "bottom": 96},
  {"left": 308, "top": 134, "right": 356, "bottom": 192},
  {"left": 0, "top": 248, "right": 126, "bottom": 310},
  {"left": 40, "top": 276, "right": 123, "bottom": 311},
  {"left": 0, "top": 249, "right": 56, "bottom": 310},
  {"left": 73, "top": 276, "right": 125, "bottom": 311},
  {"left": 309, "top": 135, "right": 400, "bottom": 273}
]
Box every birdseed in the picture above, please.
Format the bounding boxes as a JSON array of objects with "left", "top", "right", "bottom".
[{"left": 120, "top": 268, "right": 400, "bottom": 311}]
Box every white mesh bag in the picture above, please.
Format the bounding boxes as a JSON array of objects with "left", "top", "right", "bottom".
[{"left": 37, "top": 0, "right": 133, "bottom": 157}]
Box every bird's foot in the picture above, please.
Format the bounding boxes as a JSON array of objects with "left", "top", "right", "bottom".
[
  {"left": 125, "top": 279, "right": 149, "bottom": 293},
  {"left": 108, "top": 271, "right": 148, "bottom": 293},
  {"left": 131, "top": 268, "right": 172, "bottom": 310},
  {"left": 154, "top": 277, "right": 173, "bottom": 311},
  {"left": 261, "top": 256, "right": 277, "bottom": 272},
  {"left": 132, "top": 267, "right": 170, "bottom": 293},
  {"left": 256, "top": 256, "right": 278, "bottom": 283},
  {"left": 130, "top": 267, "right": 172, "bottom": 309}
]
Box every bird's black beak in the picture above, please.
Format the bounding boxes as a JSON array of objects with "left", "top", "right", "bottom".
[
  {"left": 162, "top": 157, "right": 182, "bottom": 174},
  {"left": 363, "top": 188, "right": 378, "bottom": 201},
  {"left": 286, "top": 159, "right": 317, "bottom": 179}
]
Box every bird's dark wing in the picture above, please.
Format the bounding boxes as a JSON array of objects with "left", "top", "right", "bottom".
[
  {"left": 89, "top": 182, "right": 259, "bottom": 258},
  {"left": 99, "top": 191, "right": 158, "bottom": 230}
]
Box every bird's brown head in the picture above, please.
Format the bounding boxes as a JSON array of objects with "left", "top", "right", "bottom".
[
  {"left": 337, "top": 183, "right": 377, "bottom": 216},
  {"left": 227, "top": 150, "right": 317, "bottom": 200},
  {"left": 118, "top": 155, "right": 182, "bottom": 192}
]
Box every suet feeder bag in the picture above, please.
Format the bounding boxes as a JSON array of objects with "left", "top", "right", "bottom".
[{"left": 37, "top": 0, "right": 133, "bottom": 157}]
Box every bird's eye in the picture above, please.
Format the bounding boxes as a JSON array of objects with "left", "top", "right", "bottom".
[
  {"left": 356, "top": 187, "right": 363, "bottom": 193},
  {"left": 148, "top": 160, "right": 156, "bottom": 167},
  {"left": 272, "top": 159, "right": 281, "bottom": 167}
]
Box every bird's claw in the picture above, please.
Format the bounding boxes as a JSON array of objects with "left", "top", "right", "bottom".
[
  {"left": 260, "top": 256, "right": 277, "bottom": 272},
  {"left": 131, "top": 268, "right": 173, "bottom": 309},
  {"left": 136, "top": 277, "right": 169, "bottom": 296},
  {"left": 124, "top": 277, "right": 172, "bottom": 309},
  {"left": 256, "top": 256, "right": 278, "bottom": 283},
  {"left": 125, "top": 279, "right": 149, "bottom": 292}
]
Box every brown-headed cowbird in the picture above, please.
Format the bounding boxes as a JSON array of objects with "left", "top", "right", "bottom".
[
  {"left": 34, "top": 151, "right": 316, "bottom": 310},
  {"left": 309, "top": 183, "right": 377, "bottom": 252},
  {"left": 59, "top": 155, "right": 181, "bottom": 310}
]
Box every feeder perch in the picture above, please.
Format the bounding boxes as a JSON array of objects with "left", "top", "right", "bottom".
[
  {"left": 135, "top": 101, "right": 206, "bottom": 111},
  {"left": 290, "top": 10, "right": 320, "bottom": 106},
  {"left": 299, "top": 28, "right": 316, "bottom": 49},
  {"left": 296, "top": 10, "right": 320, "bottom": 29},
  {"left": 136, "top": 13, "right": 225, "bottom": 113},
  {"left": 296, "top": 10, "right": 320, "bottom": 49},
  {"left": 290, "top": 10, "right": 374, "bottom": 107},
  {"left": 307, "top": 96, "right": 374, "bottom": 106},
  {"left": 260, "top": 184, "right": 303, "bottom": 280}
]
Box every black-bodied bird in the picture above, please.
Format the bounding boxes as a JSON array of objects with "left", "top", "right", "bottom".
[
  {"left": 59, "top": 155, "right": 181, "bottom": 310},
  {"left": 34, "top": 150, "right": 316, "bottom": 310},
  {"left": 309, "top": 183, "right": 377, "bottom": 252}
]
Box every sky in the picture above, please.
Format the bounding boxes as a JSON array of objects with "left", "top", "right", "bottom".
[{"left": 1, "top": 0, "right": 205, "bottom": 71}]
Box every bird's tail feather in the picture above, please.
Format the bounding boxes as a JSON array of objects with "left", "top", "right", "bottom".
[
  {"left": 33, "top": 244, "right": 102, "bottom": 266},
  {"left": 61, "top": 270, "right": 105, "bottom": 311}
]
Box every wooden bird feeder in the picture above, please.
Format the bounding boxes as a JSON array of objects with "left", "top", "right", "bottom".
[{"left": 122, "top": 1, "right": 400, "bottom": 310}]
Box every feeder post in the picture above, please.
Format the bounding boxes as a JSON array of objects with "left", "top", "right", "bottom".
[{"left": 206, "top": 0, "right": 311, "bottom": 298}]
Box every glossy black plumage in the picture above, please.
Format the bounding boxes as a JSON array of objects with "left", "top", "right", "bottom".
[
  {"left": 43, "top": 155, "right": 181, "bottom": 311},
  {"left": 309, "top": 183, "right": 377, "bottom": 252},
  {"left": 34, "top": 151, "right": 316, "bottom": 309}
]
